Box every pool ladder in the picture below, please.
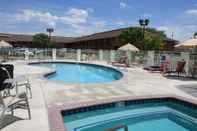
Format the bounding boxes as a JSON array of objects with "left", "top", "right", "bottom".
[{"left": 105, "top": 124, "right": 128, "bottom": 131}]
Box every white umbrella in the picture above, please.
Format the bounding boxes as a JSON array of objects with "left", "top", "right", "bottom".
[
  {"left": 118, "top": 43, "right": 139, "bottom": 52},
  {"left": 0, "top": 40, "right": 12, "bottom": 48},
  {"left": 0, "top": 40, "right": 12, "bottom": 61},
  {"left": 175, "top": 38, "right": 197, "bottom": 48}
]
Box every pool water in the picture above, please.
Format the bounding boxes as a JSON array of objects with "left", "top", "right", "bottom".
[
  {"left": 63, "top": 101, "right": 197, "bottom": 131},
  {"left": 34, "top": 62, "right": 123, "bottom": 84}
]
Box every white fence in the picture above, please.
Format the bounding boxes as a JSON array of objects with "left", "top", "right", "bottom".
[
  {"left": 0, "top": 48, "right": 147, "bottom": 65},
  {"left": 1, "top": 48, "right": 197, "bottom": 77}
]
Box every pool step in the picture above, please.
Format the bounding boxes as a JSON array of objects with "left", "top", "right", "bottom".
[{"left": 105, "top": 124, "right": 128, "bottom": 131}]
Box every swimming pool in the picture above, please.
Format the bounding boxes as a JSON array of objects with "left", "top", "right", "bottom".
[
  {"left": 33, "top": 62, "right": 123, "bottom": 84},
  {"left": 62, "top": 98, "right": 197, "bottom": 131}
]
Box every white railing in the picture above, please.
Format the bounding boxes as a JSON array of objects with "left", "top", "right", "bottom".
[
  {"left": 0, "top": 48, "right": 147, "bottom": 65},
  {"left": 1, "top": 48, "right": 197, "bottom": 76}
]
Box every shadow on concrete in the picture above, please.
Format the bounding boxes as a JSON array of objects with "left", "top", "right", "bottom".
[
  {"left": 0, "top": 115, "right": 23, "bottom": 130},
  {"left": 164, "top": 75, "right": 196, "bottom": 81},
  {"left": 176, "top": 84, "right": 197, "bottom": 97}
]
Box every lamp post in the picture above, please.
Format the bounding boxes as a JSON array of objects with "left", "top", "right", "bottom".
[
  {"left": 139, "top": 19, "right": 150, "bottom": 39},
  {"left": 139, "top": 19, "right": 150, "bottom": 50},
  {"left": 46, "top": 28, "right": 54, "bottom": 43}
]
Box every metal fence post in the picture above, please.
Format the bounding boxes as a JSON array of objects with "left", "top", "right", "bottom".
[
  {"left": 181, "top": 52, "right": 190, "bottom": 75},
  {"left": 77, "top": 49, "right": 81, "bottom": 61},
  {"left": 99, "top": 50, "right": 103, "bottom": 61},
  {"left": 25, "top": 48, "right": 29, "bottom": 60},
  {"left": 110, "top": 50, "right": 115, "bottom": 62},
  {"left": 64, "top": 48, "right": 67, "bottom": 57},
  {"left": 52, "top": 48, "right": 56, "bottom": 60},
  {"left": 147, "top": 51, "right": 155, "bottom": 66}
]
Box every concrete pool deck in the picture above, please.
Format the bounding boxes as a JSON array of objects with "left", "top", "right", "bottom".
[{"left": 2, "top": 60, "right": 197, "bottom": 131}]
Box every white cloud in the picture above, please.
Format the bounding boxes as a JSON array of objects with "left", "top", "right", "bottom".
[
  {"left": 16, "top": 9, "right": 58, "bottom": 27},
  {"left": 157, "top": 26, "right": 169, "bottom": 31},
  {"left": 120, "top": 2, "right": 129, "bottom": 9},
  {"left": 184, "top": 9, "right": 197, "bottom": 16},
  {"left": 0, "top": 7, "right": 110, "bottom": 36},
  {"left": 16, "top": 8, "right": 89, "bottom": 28},
  {"left": 0, "top": 7, "right": 124, "bottom": 37},
  {"left": 87, "top": 8, "right": 94, "bottom": 13},
  {"left": 65, "top": 20, "right": 107, "bottom": 36},
  {"left": 115, "top": 21, "right": 126, "bottom": 26},
  {"left": 140, "top": 13, "right": 152, "bottom": 18},
  {"left": 157, "top": 24, "right": 197, "bottom": 41},
  {"left": 93, "top": 21, "right": 106, "bottom": 28},
  {"left": 60, "top": 8, "right": 89, "bottom": 28}
]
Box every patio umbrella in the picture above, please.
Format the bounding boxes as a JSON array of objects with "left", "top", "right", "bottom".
[
  {"left": 118, "top": 43, "right": 139, "bottom": 52},
  {"left": 0, "top": 40, "right": 13, "bottom": 61},
  {"left": 175, "top": 38, "right": 197, "bottom": 48},
  {"left": 0, "top": 40, "right": 12, "bottom": 48}
]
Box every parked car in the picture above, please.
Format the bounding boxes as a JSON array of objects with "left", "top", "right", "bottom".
[{"left": 14, "top": 48, "right": 34, "bottom": 56}]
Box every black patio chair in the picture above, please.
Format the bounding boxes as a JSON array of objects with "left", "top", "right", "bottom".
[
  {"left": 0, "top": 65, "right": 31, "bottom": 120},
  {"left": 0, "top": 64, "right": 14, "bottom": 92}
]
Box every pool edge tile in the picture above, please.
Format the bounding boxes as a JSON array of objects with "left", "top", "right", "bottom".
[{"left": 48, "top": 94, "right": 197, "bottom": 131}]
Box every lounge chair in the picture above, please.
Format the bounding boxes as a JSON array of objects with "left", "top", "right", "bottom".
[
  {"left": 143, "top": 65, "right": 163, "bottom": 72},
  {"left": 0, "top": 64, "right": 32, "bottom": 98},
  {"left": 0, "top": 96, "right": 12, "bottom": 129},
  {"left": 0, "top": 93, "right": 31, "bottom": 119},
  {"left": 4, "top": 76, "right": 32, "bottom": 98},
  {"left": 164, "top": 61, "right": 186, "bottom": 77},
  {"left": 0, "top": 65, "right": 14, "bottom": 96},
  {"left": 144, "top": 60, "right": 170, "bottom": 73},
  {"left": 111, "top": 56, "right": 129, "bottom": 67},
  {"left": 0, "top": 66, "right": 31, "bottom": 121},
  {"left": 1, "top": 92, "right": 31, "bottom": 120}
]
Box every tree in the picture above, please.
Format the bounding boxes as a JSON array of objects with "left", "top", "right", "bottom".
[
  {"left": 32, "top": 33, "right": 50, "bottom": 48},
  {"left": 120, "top": 27, "right": 167, "bottom": 50},
  {"left": 194, "top": 32, "right": 197, "bottom": 38},
  {"left": 144, "top": 28, "right": 166, "bottom": 50},
  {"left": 120, "top": 27, "right": 144, "bottom": 49},
  {"left": 144, "top": 33, "right": 164, "bottom": 50},
  {"left": 47, "top": 42, "right": 55, "bottom": 48}
]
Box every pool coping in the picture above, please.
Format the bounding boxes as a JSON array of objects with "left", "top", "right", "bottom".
[
  {"left": 47, "top": 94, "right": 197, "bottom": 131},
  {"left": 28, "top": 60, "right": 126, "bottom": 86}
]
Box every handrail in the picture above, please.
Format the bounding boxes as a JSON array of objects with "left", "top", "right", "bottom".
[{"left": 105, "top": 124, "right": 128, "bottom": 131}]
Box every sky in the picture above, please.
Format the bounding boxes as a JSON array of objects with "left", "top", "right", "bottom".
[{"left": 0, "top": 0, "right": 197, "bottom": 41}]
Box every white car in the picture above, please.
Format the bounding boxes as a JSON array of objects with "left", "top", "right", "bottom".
[
  {"left": 14, "top": 49, "right": 34, "bottom": 56},
  {"left": 24, "top": 50, "right": 34, "bottom": 56}
]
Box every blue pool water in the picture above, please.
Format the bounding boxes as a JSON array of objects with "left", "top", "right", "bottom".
[
  {"left": 63, "top": 100, "right": 197, "bottom": 131},
  {"left": 34, "top": 62, "right": 123, "bottom": 84}
]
